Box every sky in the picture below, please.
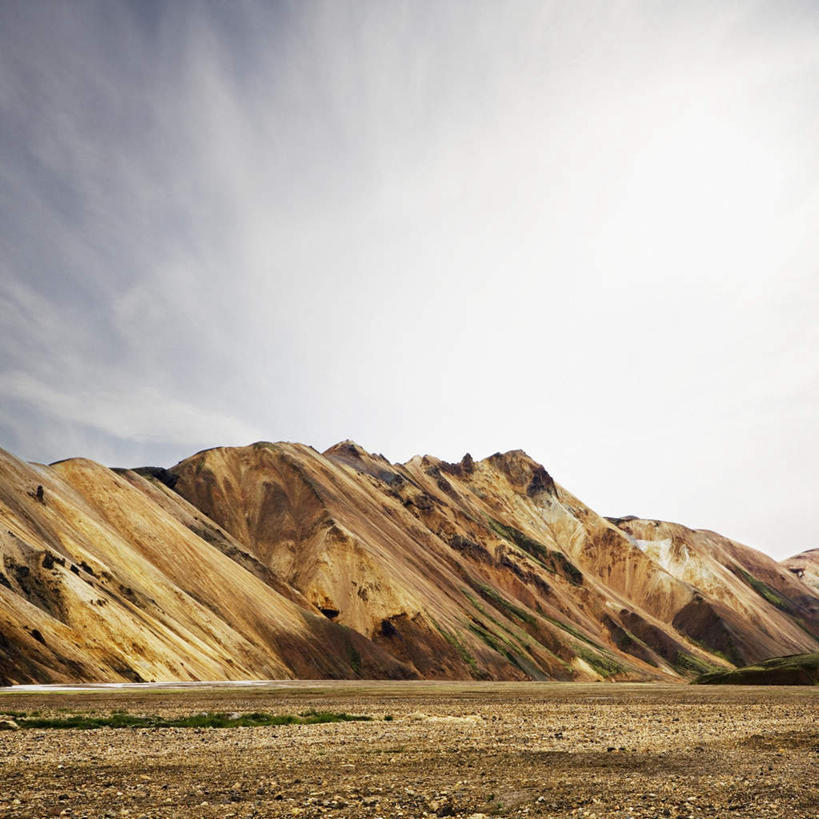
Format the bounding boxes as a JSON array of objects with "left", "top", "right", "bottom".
[{"left": 1, "top": 1, "right": 817, "bottom": 560}]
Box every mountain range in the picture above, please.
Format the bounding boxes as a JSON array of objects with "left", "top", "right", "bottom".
[{"left": 0, "top": 440, "right": 816, "bottom": 684}]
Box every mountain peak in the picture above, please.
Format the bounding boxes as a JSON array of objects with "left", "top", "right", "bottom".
[
  {"left": 485, "top": 450, "right": 557, "bottom": 497},
  {"left": 0, "top": 437, "right": 816, "bottom": 685},
  {"left": 323, "top": 439, "right": 368, "bottom": 458}
]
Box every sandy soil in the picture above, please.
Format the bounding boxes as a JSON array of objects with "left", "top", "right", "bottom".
[{"left": 0, "top": 682, "right": 816, "bottom": 818}]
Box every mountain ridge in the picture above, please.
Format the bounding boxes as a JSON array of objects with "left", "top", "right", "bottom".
[{"left": 0, "top": 440, "right": 816, "bottom": 685}]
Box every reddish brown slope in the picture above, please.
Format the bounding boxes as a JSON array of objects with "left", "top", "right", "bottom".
[{"left": 168, "top": 441, "right": 818, "bottom": 681}]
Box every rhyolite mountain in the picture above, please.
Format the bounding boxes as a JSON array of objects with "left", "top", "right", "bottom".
[{"left": 0, "top": 441, "right": 816, "bottom": 684}]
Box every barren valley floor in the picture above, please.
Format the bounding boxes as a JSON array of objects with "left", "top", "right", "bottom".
[{"left": 0, "top": 682, "right": 816, "bottom": 819}]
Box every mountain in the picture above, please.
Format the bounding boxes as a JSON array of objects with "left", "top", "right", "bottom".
[
  {"left": 0, "top": 441, "right": 816, "bottom": 684},
  {"left": 694, "top": 653, "right": 819, "bottom": 685},
  {"left": 0, "top": 448, "right": 412, "bottom": 685},
  {"left": 782, "top": 548, "right": 819, "bottom": 594}
]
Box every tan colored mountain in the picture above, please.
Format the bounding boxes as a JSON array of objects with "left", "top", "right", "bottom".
[
  {"left": 0, "top": 448, "right": 413, "bottom": 684},
  {"left": 782, "top": 548, "right": 819, "bottom": 595},
  {"left": 1, "top": 441, "right": 816, "bottom": 684}
]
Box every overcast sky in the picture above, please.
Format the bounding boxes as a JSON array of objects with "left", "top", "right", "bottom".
[{"left": 1, "top": 1, "right": 817, "bottom": 560}]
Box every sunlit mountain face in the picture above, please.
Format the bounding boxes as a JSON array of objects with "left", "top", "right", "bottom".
[{"left": 1, "top": 440, "right": 815, "bottom": 684}]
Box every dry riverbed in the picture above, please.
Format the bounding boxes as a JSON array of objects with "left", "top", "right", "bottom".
[{"left": 0, "top": 682, "right": 816, "bottom": 818}]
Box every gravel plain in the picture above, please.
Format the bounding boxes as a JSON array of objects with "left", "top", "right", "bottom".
[{"left": 0, "top": 682, "right": 816, "bottom": 819}]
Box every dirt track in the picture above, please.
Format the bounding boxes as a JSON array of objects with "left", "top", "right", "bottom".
[{"left": 0, "top": 682, "right": 816, "bottom": 818}]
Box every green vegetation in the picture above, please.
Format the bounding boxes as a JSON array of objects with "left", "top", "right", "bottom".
[
  {"left": 348, "top": 644, "right": 362, "bottom": 676},
  {"left": 10, "top": 710, "right": 372, "bottom": 730},
  {"left": 686, "top": 635, "right": 743, "bottom": 668},
  {"left": 541, "top": 614, "right": 602, "bottom": 649},
  {"left": 468, "top": 622, "right": 510, "bottom": 657},
  {"left": 0, "top": 709, "right": 33, "bottom": 718},
  {"left": 466, "top": 622, "right": 537, "bottom": 675},
  {"left": 578, "top": 648, "right": 623, "bottom": 678},
  {"left": 486, "top": 518, "right": 583, "bottom": 584},
  {"left": 693, "top": 653, "right": 819, "bottom": 686},
  {"left": 475, "top": 584, "right": 537, "bottom": 625},
  {"left": 462, "top": 588, "right": 554, "bottom": 677},
  {"left": 674, "top": 650, "right": 721, "bottom": 677},
  {"left": 487, "top": 517, "right": 550, "bottom": 561},
  {"left": 434, "top": 622, "right": 479, "bottom": 674},
  {"left": 551, "top": 551, "right": 584, "bottom": 585},
  {"left": 611, "top": 628, "right": 659, "bottom": 667},
  {"left": 463, "top": 590, "right": 516, "bottom": 636},
  {"left": 734, "top": 568, "right": 791, "bottom": 612},
  {"left": 612, "top": 627, "right": 640, "bottom": 651}
]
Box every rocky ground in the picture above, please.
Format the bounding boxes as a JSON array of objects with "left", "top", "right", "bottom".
[{"left": 0, "top": 682, "right": 816, "bottom": 818}]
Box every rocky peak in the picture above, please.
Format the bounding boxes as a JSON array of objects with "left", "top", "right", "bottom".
[
  {"left": 323, "top": 439, "right": 368, "bottom": 459},
  {"left": 485, "top": 450, "right": 556, "bottom": 497},
  {"left": 439, "top": 453, "right": 476, "bottom": 479}
]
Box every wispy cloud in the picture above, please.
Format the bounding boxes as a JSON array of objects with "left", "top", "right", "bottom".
[{"left": 1, "top": 1, "right": 818, "bottom": 557}]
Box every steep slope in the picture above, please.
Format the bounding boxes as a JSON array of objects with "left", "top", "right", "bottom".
[
  {"left": 782, "top": 548, "right": 819, "bottom": 594},
  {"left": 0, "top": 448, "right": 414, "bottom": 684},
  {"left": 165, "top": 441, "right": 819, "bottom": 681},
  {"left": 3, "top": 439, "right": 817, "bottom": 685},
  {"left": 694, "top": 652, "right": 819, "bottom": 685},
  {"left": 608, "top": 519, "right": 818, "bottom": 665}
]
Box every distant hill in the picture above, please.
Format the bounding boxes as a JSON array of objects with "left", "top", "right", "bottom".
[
  {"left": 693, "top": 653, "right": 819, "bottom": 685},
  {"left": 0, "top": 440, "right": 817, "bottom": 684}
]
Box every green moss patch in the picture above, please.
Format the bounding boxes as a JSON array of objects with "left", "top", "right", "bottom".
[
  {"left": 475, "top": 584, "right": 537, "bottom": 625},
  {"left": 12, "top": 710, "right": 372, "bottom": 730},
  {"left": 733, "top": 567, "right": 792, "bottom": 612},
  {"left": 578, "top": 648, "right": 623, "bottom": 678},
  {"left": 487, "top": 518, "right": 583, "bottom": 585},
  {"left": 674, "top": 650, "right": 721, "bottom": 677},
  {"left": 434, "top": 622, "right": 479, "bottom": 674},
  {"left": 694, "top": 653, "right": 819, "bottom": 686}
]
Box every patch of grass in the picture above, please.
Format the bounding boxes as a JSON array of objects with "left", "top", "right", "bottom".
[
  {"left": 487, "top": 518, "right": 551, "bottom": 564},
  {"left": 733, "top": 568, "right": 791, "bottom": 612},
  {"left": 686, "top": 635, "right": 743, "bottom": 668},
  {"left": 467, "top": 623, "right": 532, "bottom": 674},
  {"left": 693, "top": 653, "right": 819, "bottom": 686},
  {"left": 578, "top": 648, "right": 623, "bottom": 678},
  {"left": 15, "top": 711, "right": 372, "bottom": 730},
  {"left": 348, "top": 644, "right": 362, "bottom": 676},
  {"left": 463, "top": 589, "right": 553, "bottom": 677},
  {"left": 487, "top": 518, "right": 583, "bottom": 585},
  {"left": 489, "top": 798, "right": 507, "bottom": 815},
  {"left": 434, "top": 621, "right": 479, "bottom": 674},
  {"left": 462, "top": 588, "right": 495, "bottom": 620},
  {"left": 468, "top": 622, "right": 508, "bottom": 655},
  {"left": 475, "top": 584, "right": 537, "bottom": 625},
  {"left": 541, "top": 615, "right": 602, "bottom": 650},
  {"left": 552, "top": 551, "right": 584, "bottom": 585},
  {"left": 612, "top": 628, "right": 659, "bottom": 667},
  {"left": 674, "top": 650, "right": 721, "bottom": 677},
  {"left": 463, "top": 590, "right": 515, "bottom": 636}
]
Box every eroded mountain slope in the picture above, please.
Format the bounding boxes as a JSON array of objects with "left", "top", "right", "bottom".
[
  {"left": 164, "top": 441, "right": 819, "bottom": 682},
  {"left": 0, "top": 448, "right": 413, "bottom": 684},
  {"left": 2, "top": 440, "right": 816, "bottom": 684},
  {"left": 782, "top": 548, "right": 819, "bottom": 595}
]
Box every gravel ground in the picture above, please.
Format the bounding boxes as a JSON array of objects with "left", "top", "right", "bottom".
[{"left": 0, "top": 682, "right": 816, "bottom": 818}]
